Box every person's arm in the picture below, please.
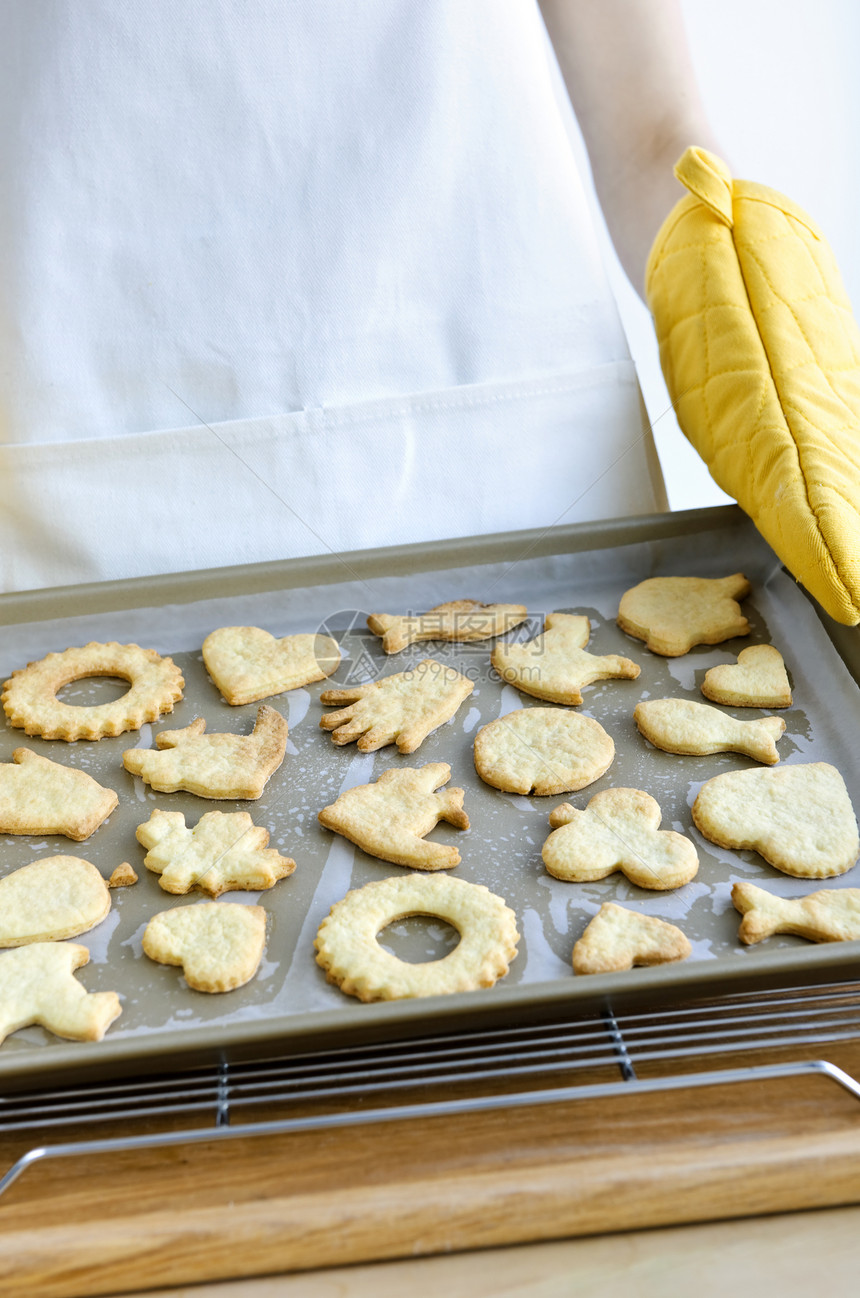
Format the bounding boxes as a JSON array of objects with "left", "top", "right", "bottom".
[{"left": 538, "top": 0, "right": 721, "bottom": 297}]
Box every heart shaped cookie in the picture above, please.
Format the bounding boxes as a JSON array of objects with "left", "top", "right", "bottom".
[
  {"left": 202, "top": 626, "right": 340, "bottom": 705},
  {"left": 701, "top": 644, "right": 792, "bottom": 708}
]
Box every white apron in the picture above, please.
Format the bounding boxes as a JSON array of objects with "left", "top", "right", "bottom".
[{"left": 0, "top": 0, "right": 666, "bottom": 592}]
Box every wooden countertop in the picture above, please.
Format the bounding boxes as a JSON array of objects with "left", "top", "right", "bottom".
[{"left": 3, "top": 1035, "right": 860, "bottom": 1297}]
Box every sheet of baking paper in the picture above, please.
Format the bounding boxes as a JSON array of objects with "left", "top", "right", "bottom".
[{"left": 1, "top": 516, "right": 859, "bottom": 1065}]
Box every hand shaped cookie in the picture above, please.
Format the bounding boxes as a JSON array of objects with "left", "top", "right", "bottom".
[
  {"left": 0, "top": 943, "right": 121, "bottom": 1045},
  {"left": 634, "top": 698, "right": 785, "bottom": 764},
  {"left": 490, "top": 613, "right": 640, "bottom": 705},
  {"left": 136, "top": 808, "right": 297, "bottom": 896},
  {"left": 572, "top": 903, "right": 691, "bottom": 975},
  {"left": 123, "top": 704, "right": 288, "bottom": 799},
  {"left": 732, "top": 880, "right": 860, "bottom": 945},
  {"left": 318, "top": 763, "right": 469, "bottom": 869},
  {"left": 367, "top": 600, "right": 527, "bottom": 653},
  {"left": 320, "top": 659, "right": 473, "bottom": 753},
  {"left": 0, "top": 748, "right": 117, "bottom": 839},
  {"left": 542, "top": 788, "right": 699, "bottom": 890},
  {"left": 617, "top": 574, "right": 751, "bottom": 656}
]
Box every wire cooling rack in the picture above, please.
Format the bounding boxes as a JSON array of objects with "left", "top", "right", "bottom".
[{"left": 2, "top": 978, "right": 860, "bottom": 1198}]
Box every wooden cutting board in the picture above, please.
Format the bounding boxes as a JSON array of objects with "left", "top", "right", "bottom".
[{"left": 2, "top": 1036, "right": 860, "bottom": 1298}]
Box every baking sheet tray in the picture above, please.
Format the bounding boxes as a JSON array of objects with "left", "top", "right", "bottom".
[{"left": 1, "top": 505, "right": 859, "bottom": 1089}]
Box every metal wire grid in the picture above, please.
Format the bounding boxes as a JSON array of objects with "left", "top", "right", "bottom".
[{"left": 2, "top": 978, "right": 860, "bottom": 1197}]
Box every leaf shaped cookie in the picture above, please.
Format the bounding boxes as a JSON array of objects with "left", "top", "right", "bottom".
[
  {"left": 490, "top": 613, "right": 640, "bottom": 705},
  {"left": 0, "top": 943, "right": 121, "bottom": 1044},
  {"left": 318, "top": 763, "right": 469, "bottom": 870},
  {"left": 701, "top": 645, "right": 792, "bottom": 708},
  {"left": 634, "top": 698, "right": 785, "bottom": 764},
  {"left": 367, "top": 600, "right": 528, "bottom": 654},
  {"left": 692, "top": 762, "right": 860, "bottom": 878},
  {"left": 572, "top": 903, "right": 691, "bottom": 975},
  {"left": 122, "top": 704, "right": 288, "bottom": 799},
  {"left": 320, "top": 658, "right": 473, "bottom": 753},
  {"left": 136, "top": 808, "right": 297, "bottom": 896},
  {"left": 732, "top": 880, "right": 860, "bottom": 945},
  {"left": 0, "top": 748, "right": 117, "bottom": 839},
  {"left": 202, "top": 626, "right": 340, "bottom": 706},
  {"left": 143, "top": 903, "right": 267, "bottom": 991},
  {"left": 542, "top": 788, "right": 699, "bottom": 890},
  {"left": 617, "top": 574, "right": 751, "bottom": 656},
  {"left": 0, "top": 856, "right": 111, "bottom": 946},
  {"left": 474, "top": 707, "right": 614, "bottom": 796}
]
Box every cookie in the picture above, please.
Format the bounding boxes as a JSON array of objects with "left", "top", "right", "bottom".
[
  {"left": 692, "top": 762, "right": 860, "bottom": 878},
  {"left": 367, "top": 600, "right": 528, "bottom": 654},
  {"left": 701, "top": 644, "right": 793, "bottom": 708},
  {"left": 318, "top": 763, "right": 469, "bottom": 870},
  {"left": 543, "top": 789, "right": 699, "bottom": 890},
  {"left": 572, "top": 903, "right": 692, "bottom": 975},
  {"left": 0, "top": 943, "right": 121, "bottom": 1045},
  {"left": 617, "top": 574, "right": 751, "bottom": 656},
  {"left": 634, "top": 698, "right": 785, "bottom": 765},
  {"left": 122, "top": 704, "right": 288, "bottom": 799},
  {"left": 108, "top": 863, "right": 138, "bottom": 888},
  {"left": 314, "top": 872, "right": 519, "bottom": 1001},
  {"left": 732, "top": 880, "right": 860, "bottom": 945},
  {"left": 0, "top": 856, "right": 111, "bottom": 946},
  {"left": 490, "top": 612, "right": 640, "bottom": 705},
  {"left": 473, "top": 707, "right": 614, "bottom": 796},
  {"left": 2, "top": 641, "right": 184, "bottom": 740},
  {"left": 202, "top": 626, "right": 341, "bottom": 706},
  {"left": 0, "top": 747, "right": 118, "bottom": 839},
  {"left": 320, "top": 658, "right": 473, "bottom": 753},
  {"left": 143, "top": 902, "right": 267, "bottom": 992},
  {"left": 136, "top": 808, "right": 297, "bottom": 896}
]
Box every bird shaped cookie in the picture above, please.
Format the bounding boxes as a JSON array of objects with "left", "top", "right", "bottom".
[
  {"left": 318, "top": 763, "right": 469, "bottom": 870},
  {"left": 490, "top": 613, "right": 640, "bottom": 705}
]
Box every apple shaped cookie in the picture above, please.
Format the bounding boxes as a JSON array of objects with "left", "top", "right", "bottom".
[{"left": 474, "top": 707, "right": 614, "bottom": 796}]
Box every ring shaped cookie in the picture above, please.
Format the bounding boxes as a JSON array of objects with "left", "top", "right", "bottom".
[
  {"left": 2, "top": 642, "right": 184, "bottom": 740},
  {"left": 315, "top": 873, "right": 519, "bottom": 1001}
]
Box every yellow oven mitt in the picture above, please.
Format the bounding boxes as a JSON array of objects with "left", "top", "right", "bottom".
[{"left": 646, "top": 147, "right": 860, "bottom": 626}]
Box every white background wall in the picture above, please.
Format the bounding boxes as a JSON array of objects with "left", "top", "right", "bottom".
[{"left": 576, "top": 0, "right": 860, "bottom": 510}]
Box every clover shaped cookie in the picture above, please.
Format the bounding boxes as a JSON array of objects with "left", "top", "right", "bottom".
[
  {"left": 490, "top": 613, "right": 640, "bottom": 705},
  {"left": 542, "top": 788, "right": 699, "bottom": 890},
  {"left": 318, "top": 763, "right": 469, "bottom": 870},
  {"left": 320, "top": 659, "right": 473, "bottom": 753},
  {"left": 617, "top": 574, "right": 751, "bottom": 656}
]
